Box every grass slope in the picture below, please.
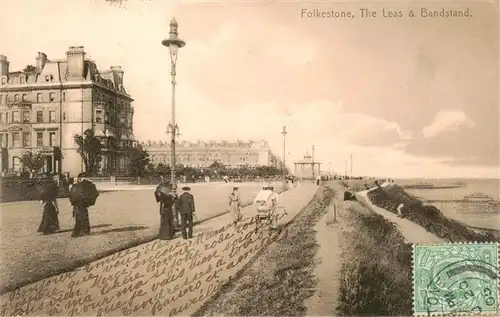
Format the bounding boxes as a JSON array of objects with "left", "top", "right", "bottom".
[{"left": 336, "top": 200, "right": 413, "bottom": 315}]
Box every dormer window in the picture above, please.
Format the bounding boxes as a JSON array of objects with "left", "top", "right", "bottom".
[
  {"left": 1, "top": 77, "right": 6, "bottom": 85},
  {"left": 20, "top": 76, "right": 25, "bottom": 84}
]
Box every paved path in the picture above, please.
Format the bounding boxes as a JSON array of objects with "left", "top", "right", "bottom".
[
  {"left": 0, "top": 184, "right": 318, "bottom": 316},
  {"left": 0, "top": 182, "right": 285, "bottom": 294},
  {"left": 357, "top": 184, "right": 444, "bottom": 244}
]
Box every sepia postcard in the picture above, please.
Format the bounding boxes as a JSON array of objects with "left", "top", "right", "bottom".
[{"left": 0, "top": 0, "right": 498, "bottom": 316}]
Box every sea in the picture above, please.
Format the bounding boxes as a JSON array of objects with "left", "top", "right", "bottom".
[{"left": 395, "top": 178, "right": 500, "bottom": 230}]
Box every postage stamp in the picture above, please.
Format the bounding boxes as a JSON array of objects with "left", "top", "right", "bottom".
[{"left": 413, "top": 243, "right": 499, "bottom": 316}]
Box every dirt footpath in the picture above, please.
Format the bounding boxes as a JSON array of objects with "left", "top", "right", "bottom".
[{"left": 357, "top": 186, "right": 444, "bottom": 244}]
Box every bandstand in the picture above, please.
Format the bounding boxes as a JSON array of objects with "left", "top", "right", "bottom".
[{"left": 293, "top": 150, "right": 321, "bottom": 180}]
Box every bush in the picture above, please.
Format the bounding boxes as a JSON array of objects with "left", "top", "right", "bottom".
[
  {"left": 367, "top": 185, "right": 500, "bottom": 242},
  {"left": 1, "top": 179, "right": 69, "bottom": 203}
]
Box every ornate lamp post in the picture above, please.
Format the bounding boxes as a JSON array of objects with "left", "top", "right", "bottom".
[{"left": 162, "top": 18, "right": 185, "bottom": 191}]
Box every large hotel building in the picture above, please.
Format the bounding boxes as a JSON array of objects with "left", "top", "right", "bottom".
[
  {"left": 141, "top": 139, "right": 282, "bottom": 169},
  {"left": 0, "top": 47, "right": 135, "bottom": 176}
]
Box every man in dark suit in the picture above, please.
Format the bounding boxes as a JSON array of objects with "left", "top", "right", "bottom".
[{"left": 177, "top": 186, "right": 196, "bottom": 239}]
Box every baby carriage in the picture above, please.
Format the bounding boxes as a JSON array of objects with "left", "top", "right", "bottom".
[{"left": 254, "top": 190, "right": 285, "bottom": 232}]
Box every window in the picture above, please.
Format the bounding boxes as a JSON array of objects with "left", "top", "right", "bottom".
[
  {"left": 120, "top": 117, "right": 125, "bottom": 124},
  {"left": 0, "top": 134, "right": 3, "bottom": 147},
  {"left": 12, "top": 157, "right": 20, "bottom": 172},
  {"left": 36, "top": 111, "right": 43, "bottom": 123},
  {"left": 49, "top": 132, "right": 56, "bottom": 146},
  {"left": 63, "top": 113, "right": 66, "bottom": 121},
  {"left": 22, "top": 111, "right": 30, "bottom": 123},
  {"left": 0, "top": 95, "right": 3, "bottom": 104},
  {"left": 22, "top": 132, "right": 30, "bottom": 147},
  {"left": 14, "top": 94, "right": 19, "bottom": 102},
  {"left": 22, "top": 94, "right": 27, "bottom": 101},
  {"left": 12, "top": 111, "right": 20, "bottom": 123},
  {"left": 36, "top": 132, "right": 44, "bottom": 147},
  {"left": 119, "top": 157, "right": 126, "bottom": 170},
  {"left": 49, "top": 93, "right": 55, "bottom": 102},
  {"left": 95, "top": 110, "right": 103, "bottom": 123},
  {"left": 49, "top": 111, "right": 56, "bottom": 123},
  {"left": 5, "top": 113, "right": 8, "bottom": 124},
  {"left": 12, "top": 132, "right": 20, "bottom": 147},
  {"left": 1, "top": 77, "right": 6, "bottom": 85},
  {"left": 0, "top": 113, "right": 3, "bottom": 124},
  {"left": 20, "top": 76, "right": 25, "bottom": 84},
  {"left": 37, "top": 93, "right": 42, "bottom": 103}
]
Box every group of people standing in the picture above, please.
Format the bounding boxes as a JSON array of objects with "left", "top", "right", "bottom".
[
  {"left": 157, "top": 186, "right": 196, "bottom": 240},
  {"left": 37, "top": 173, "right": 94, "bottom": 238}
]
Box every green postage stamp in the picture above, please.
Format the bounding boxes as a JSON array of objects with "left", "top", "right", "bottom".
[{"left": 413, "top": 243, "right": 499, "bottom": 316}]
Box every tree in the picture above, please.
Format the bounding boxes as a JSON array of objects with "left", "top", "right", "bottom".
[
  {"left": 130, "top": 146, "right": 149, "bottom": 176},
  {"left": 127, "top": 145, "right": 150, "bottom": 177},
  {"left": 74, "top": 129, "right": 104, "bottom": 176},
  {"left": 208, "top": 160, "right": 227, "bottom": 176},
  {"left": 155, "top": 163, "right": 171, "bottom": 177},
  {"left": 20, "top": 150, "right": 45, "bottom": 173}
]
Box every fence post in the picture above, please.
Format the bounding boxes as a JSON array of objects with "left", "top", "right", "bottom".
[{"left": 333, "top": 203, "right": 337, "bottom": 222}]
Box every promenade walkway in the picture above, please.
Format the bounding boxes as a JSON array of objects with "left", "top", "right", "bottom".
[
  {"left": 0, "top": 184, "right": 318, "bottom": 316},
  {"left": 0, "top": 181, "right": 284, "bottom": 294}
]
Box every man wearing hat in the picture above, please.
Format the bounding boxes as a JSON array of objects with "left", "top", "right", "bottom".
[{"left": 177, "top": 186, "right": 196, "bottom": 239}]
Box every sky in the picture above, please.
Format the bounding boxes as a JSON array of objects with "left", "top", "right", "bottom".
[{"left": 1, "top": 0, "right": 499, "bottom": 178}]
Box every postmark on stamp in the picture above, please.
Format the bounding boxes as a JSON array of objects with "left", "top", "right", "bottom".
[{"left": 413, "top": 243, "right": 499, "bottom": 316}]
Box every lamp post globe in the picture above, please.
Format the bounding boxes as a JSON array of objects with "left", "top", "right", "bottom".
[{"left": 162, "top": 18, "right": 185, "bottom": 191}]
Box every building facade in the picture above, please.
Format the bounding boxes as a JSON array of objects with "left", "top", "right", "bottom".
[
  {"left": 141, "top": 139, "right": 281, "bottom": 169},
  {"left": 0, "top": 47, "right": 135, "bottom": 176}
]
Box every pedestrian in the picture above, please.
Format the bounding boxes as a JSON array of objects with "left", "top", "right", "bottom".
[
  {"left": 37, "top": 177, "right": 60, "bottom": 235},
  {"left": 177, "top": 186, "right": 196, "bottom": 239},
  {"left": 71, "top": 173, "right": 92, "bottom": 237},
  {"left": 158, "top": 192, "right": 175, "bottom": 240},
  {"left": 229, "top": 186, "right": 241, "bottom": 224},
  {"left": 397, "top": 203, "right": 404, "bottom": 218}
]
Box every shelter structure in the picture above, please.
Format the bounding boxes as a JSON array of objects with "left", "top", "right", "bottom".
[{"left": 293, "top": 150, "right": 321, "bottom": 180}]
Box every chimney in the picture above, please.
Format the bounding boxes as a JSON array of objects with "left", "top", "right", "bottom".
[
  {"left": 110, "top": 66, "right": 124, "bottom": 90},
  {"left": 0, "top": 55, "right": 9, "bottom": 76},
  {"left": 66, "top": 46, "right": 85, "bottom": 79},
  {"left": 36, "top": 52, "right": 48, "bottom": 72}
]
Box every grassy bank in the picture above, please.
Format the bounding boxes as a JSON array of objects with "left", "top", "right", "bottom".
[
  {"left": 316, "top": 182, "right": 412, "bottom": 316},
  {"left": 336, "top": 200, "right": 413, "bottom": 315},
  {"left": 367, "top": 185, "right": 500, "bottom": 242},
  {"left": 342, "top": 179, "right": 385, "bottom": 192},
  {"left": 194, "top": 186, "right": 332, "bottom": 316}
]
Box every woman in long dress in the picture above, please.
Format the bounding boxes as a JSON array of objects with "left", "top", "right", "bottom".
[
  {"left": 72, "top": 204, "right": 91, "bottom": 237},
  {"left": 159, "top": 194, "right": 175, "bottom": 240},
  {"left": 38, "top": 198, "right": 60, "bottom": 234},
  {"left": 229, "top": 187, "right": 241, "bottom": 224}
]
